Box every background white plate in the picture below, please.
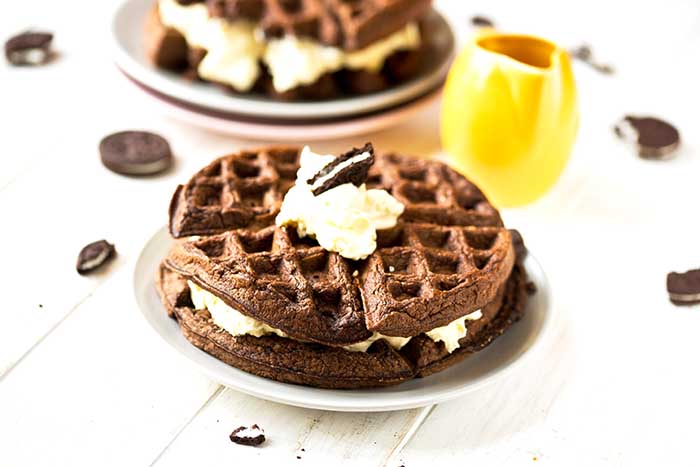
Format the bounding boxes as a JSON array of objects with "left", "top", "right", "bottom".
[
  {"left": 111, "top": 0, "right": 455, "bottom": 121},
  {"left": 134, "top": 227, "right": 554, "bottom": 412}
]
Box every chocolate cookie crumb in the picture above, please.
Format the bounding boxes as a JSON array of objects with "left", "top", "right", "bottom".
[
  {"left": 569, "top": 43, "right": 614, "bottom": 75},
  {"left": 229, "top": 424, "right": 265, "bottom": 446},
  {"left": 470, "top": 15, "right": 494, "bottom": 27},
  {"left": 614, "top": 116, "right": 680, "bottom": 160},
  {"left": 5, "top": 31, "right": 53, "bottom": 66},
  {"left": 307, "top": 143, "right": 375, "bottom": 196},
  {"left": 509, "top": 229, "right": 527, "bottom": 262},
  {"left": 77, "top": 240, "right": 116, "bottom": 275},
  {"left": 297, "top": 456, "right": 302, "bottom": 459},
  {"left": 667, "top": 269, "right": 700, "bottom": 305},
  {"left": 99, "top": 131, "right": 173, "bottom": 176}
]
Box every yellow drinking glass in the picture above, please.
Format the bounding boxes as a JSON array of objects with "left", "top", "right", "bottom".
[{"left": 441, "top": 32, "right": 578, "bottom": 207}]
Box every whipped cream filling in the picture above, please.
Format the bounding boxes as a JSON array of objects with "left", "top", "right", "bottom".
[
  {"left": 158, "top": 0, "right": 263, "bottom": 91},
  {"left": 188, "top": 281, "right": 482, "bottom": 353},
  {"left": 275, "top": 147, "right": 404, "bottom": 260},
  {"left": 158, "top": 0, "right": 421, "bottom": 92}
]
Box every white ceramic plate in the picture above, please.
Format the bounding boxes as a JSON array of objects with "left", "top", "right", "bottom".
[
  {"left": 111, "top": 0, "right": 454, "bottom": 121},
  {"left": 134, "top": 227, "right": 554, "bottom": 412},
  {"left": 130, "top": 75, "right": 442, "bottom": 141}
]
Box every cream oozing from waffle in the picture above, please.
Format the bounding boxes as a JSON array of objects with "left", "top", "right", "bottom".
[
  {"left": 157, "top": 0, "right": 420, "bottom": 92},
  {"left": 158, "top": 0, "right": 263, "bottom": 91},
  {"left": 275, "top": 146, "right": 404, "bottom": 260},
  {"left": 188, "top": 280, "right": 482, "bottom": 353}
]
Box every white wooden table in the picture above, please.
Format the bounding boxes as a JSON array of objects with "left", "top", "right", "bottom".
[{"left": 2, "top": 1, "right": 700, "bottom": 465}]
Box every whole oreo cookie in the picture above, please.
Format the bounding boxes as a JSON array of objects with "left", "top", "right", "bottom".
[
  {"left": 614, "top": 116, "right": 680, "bottom": 160},
  {"left": 5, "top": 31, "right": 53, "bottom": 66},
  {"left": 99, "top": 131, "right": 173, "bottom": 176}
]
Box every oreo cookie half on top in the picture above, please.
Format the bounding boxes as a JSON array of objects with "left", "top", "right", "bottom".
[{"left": 307, "top": 143, "right": 375, "bottom": 196}]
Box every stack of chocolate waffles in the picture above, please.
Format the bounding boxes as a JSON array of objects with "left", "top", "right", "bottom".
[
  {"left": 146, "top": 0, "right": 433, "bottom": 100},
  {"left": 157, "top": 146, "right": 529, "bottom": 388}
]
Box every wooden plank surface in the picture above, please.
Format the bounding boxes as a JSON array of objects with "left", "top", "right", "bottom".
[{"left": 2, "top": 0, "right": 700, "bottom": 466}]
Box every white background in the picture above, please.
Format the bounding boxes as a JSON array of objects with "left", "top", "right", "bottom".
[{"left": 2, "top": 0, "right": 700, "bottom": 466}]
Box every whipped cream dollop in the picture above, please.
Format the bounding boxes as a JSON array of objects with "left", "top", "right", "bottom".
[
  {"left": 158, "top": 0, "right": 421, "bottom": 92},
  {"left": 275, "top": 147, "right": 404, "bottom": 260},
  {"left": 188, "top": 281, "right": 481, "bottom": 353}
]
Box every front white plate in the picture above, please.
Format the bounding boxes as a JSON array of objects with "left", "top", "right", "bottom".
[
  {"left": 111, "top": 0, "right": 455, "bottom": 120},
  {"left": 134, "top": 227, "right": 554, "bottom": 412}
]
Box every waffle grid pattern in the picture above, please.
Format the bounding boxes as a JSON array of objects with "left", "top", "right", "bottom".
[
  {"left": 170, "top": 147, "right": 300, "bottom": 237},
  {"left": 177, "top": 224, "right": 371, "bottom": 345},
  {"left": 168, "top": 149, "right": 514, "bottom": 340},
  {"left": 206, "top": 0, "right": 431, "bottom": 50}
]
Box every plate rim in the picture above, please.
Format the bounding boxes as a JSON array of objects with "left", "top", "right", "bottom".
[
  {"left": 134, "top": 227, "right": 555, "bottom": 412},
  {"left": 128, "top": 73, "right": 443, "bottom": 141},
  {"left": 109, "top": 0, "right": 455, "bottom": 121}
]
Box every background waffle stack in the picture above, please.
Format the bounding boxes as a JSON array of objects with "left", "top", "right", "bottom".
[
  {"left": 146, "top": 0, "right": 433, "bottom": 100},
  {"left": 157, "top": 147, "right": 529, "bottom": 388}
]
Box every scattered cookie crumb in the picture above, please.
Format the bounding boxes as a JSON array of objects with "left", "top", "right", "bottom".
[
  {"left": 470, "top": 15, "right": 494, "bottom": 27},
  {"left": 533, "top": 456, "right": 538, "bottom": 461},
  {"left": 297, "top": 455, "right": 302, "bottom": 459}
]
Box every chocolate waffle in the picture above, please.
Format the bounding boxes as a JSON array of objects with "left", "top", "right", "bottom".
[
  {"left": 167, "top": 148, "right": 515, "bottom": 340},
  {"left": 146, "top": 1, "right": 431, "bottom": 100},
  {"left": 207, "top": 0, "right": 432, "bottom": 50},
  {"left": 157, "top": 260, "right": 526, "bottom": 388}
]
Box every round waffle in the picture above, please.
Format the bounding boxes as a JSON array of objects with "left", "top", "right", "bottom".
[
  {"left": 145, "top": 0, "right": 432, "bottom": 100},
  {"left": 165, "top": 148, "right": 516, "bottom": 343},
  {"left": 156, "top": 261, "right": 527, "bottom": 389}
]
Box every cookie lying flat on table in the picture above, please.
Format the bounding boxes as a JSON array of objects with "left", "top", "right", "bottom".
[
  {"left": 77, "top": 240, "right": 116, "bottom": 275},
  {"left": 4, "top": 31, "right": 54, "bottom": 66},
  {"left": 667, "top": 269, "right": 700, "bottom": 306},
  {"left": 615, "top": 115, "right": 680, "bottom": 160},
  {"left": 99, "top": 131, "right": 173, "bottom": 176},
  {"left": 229, "top": 425, "right": 265, "bottom": 446}
]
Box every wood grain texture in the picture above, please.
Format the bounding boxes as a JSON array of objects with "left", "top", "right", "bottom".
[
  {"left": 154, "top": 389, "right": 426, "bottom": 467},
  {"left": 2, "top": 0, "right": 700, "bottom": 466}
]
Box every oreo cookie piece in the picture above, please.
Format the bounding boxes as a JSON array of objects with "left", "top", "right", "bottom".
[
  {"left": 5, "top": 31, "right": 53, "bottom": 66},
  {"left": 76, "top": 240, "right": 116, "bottom": 275},
  {"left": 470, "top": 15, "right": 494, "bottom": 28},
  {"left": 229, "top": 424, "right": 265, "bottom": 446},
  {"left": 614, "top": 116, "right": 680, "bottom": 160},
  {"left": 99, "top": 131, "right": 173, "bottom": 176},
  {"left": 569, "top": 44, "right": 614, "bottom": 75},
  {"left": 307, "top": 143, "right": 375, "bottom": 196},
  {"left": 667, "top": 269, "right": 700, "bottom": 306}
]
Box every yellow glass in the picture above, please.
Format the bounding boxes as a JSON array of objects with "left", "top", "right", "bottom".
[{"left": 441, "top": 32, "right": 578, "bottom": 207}]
